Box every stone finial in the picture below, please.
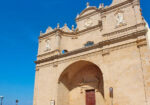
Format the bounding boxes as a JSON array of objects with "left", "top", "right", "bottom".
[
  {"left": 76, "top": 13, "right": 79, "bottom": 18},
  {"left": 86, "top": 2, "right": 90, "bottom": 8},
  {"left": 63, "top": 23, "right": 68, "bottom": 28},
  {"left": 57, "top": 23, "right": 60, "bottom": 29},
  {"left": 99, "top": 3, "right": 104, "bottom": 8},
  {"left": 72, "top": 25, "right": 74, "bottom": 31},
  {"left": 99, "top": 4, "right": 102, "bottom": 8},
  {"left": 40, "top": 31, "right": 43, "bottom": 35},
  {"left": 64, "top": 23, "right": 67, "bottom": 27}
]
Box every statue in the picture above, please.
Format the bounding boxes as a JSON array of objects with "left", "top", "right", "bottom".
[
  {"left": 45, "top": 40, "right": 50, "bottom": 51},
  {"left": 116, "top": 12, "right": 124, "bottom": 26},
  {"left": 86, "top": 2, "right": 90, "bottom": 8}
]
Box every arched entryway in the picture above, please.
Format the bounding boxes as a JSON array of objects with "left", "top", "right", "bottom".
[{"left": 57, "top": 60, "right": 105, "bottom": 105}]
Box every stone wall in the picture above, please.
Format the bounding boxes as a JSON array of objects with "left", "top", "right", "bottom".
[{"left": 33, "top": 0, "right": 150, "bottom": 105}]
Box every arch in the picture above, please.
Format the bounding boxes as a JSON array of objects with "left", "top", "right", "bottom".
[{"left": 57, "top": 60, "right": 105, "bottom": 105}]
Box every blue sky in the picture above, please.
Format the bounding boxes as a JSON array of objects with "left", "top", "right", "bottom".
[{"left": 0, "top": 0, "right": 149, "bottom": 105}]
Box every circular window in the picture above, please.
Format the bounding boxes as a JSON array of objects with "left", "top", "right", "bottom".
[{"left": 62, "top": 50, "right": 68, "bottom": 54}]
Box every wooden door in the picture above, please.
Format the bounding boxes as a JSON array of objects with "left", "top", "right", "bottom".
[{"left": 86, "top": 90, "right": 95, "bottom": 105}]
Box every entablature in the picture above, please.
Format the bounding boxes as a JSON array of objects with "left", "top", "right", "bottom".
[
  {"left": 37, "top": 0, "right": 144, "bottom": 61},
  {"left": 35, "top": 27, "right": 147, "bottom": 65},
  {"left": 39, "top": 21, "right": 102, "bottom": 39}
]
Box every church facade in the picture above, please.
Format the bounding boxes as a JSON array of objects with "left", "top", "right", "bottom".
[{"left": 34, "top": 0, "right": 150, "bottom": 105}]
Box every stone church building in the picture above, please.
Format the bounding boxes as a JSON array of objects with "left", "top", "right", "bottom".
[{"left": 34, "top": 0, "right": 150, "bottom": 105}]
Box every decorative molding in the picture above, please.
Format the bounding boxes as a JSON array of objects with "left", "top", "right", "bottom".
[
  {"left": 137, "top": 37, "right": 147, "bottom": 48},
  {"left": 45, "top": 27, "right": 53, "bottom": 34},
  {"left": 39, "top": 29, "right": 61, "bottom": 38},
  {"left": 35, "top": 0, "right": 145, "bottom": 67},
  {"left": 78, "top": 6, "right": 97, "bottom": 17},
  {"left": 71, "top": 36, "right": 78, "bottom": 39},
  {"left": 102, "top": 0, "right": 133, "bottom": 13},
  {"left": 37, "top": 23, "right": 146, "bottom": 62},
  {"left": 76, "top": 0, "right": 133, "bottom": 21},
  {"left": 53, "top": 62, "right": 58, "bottom": 67},
  {"left": 103, "top": 23, "right": 145, "bottom": 37},
  {"left": 132, "top": 0, "right": 140, "bottom": 7},
  {"left": 39, "top": 0, "right": 135, "bottom": 39},
  {"left": 61, "top": 24, "right": 72, "bottom": 32},
  {"left": 102, "top": 49, "right": 110, "bottom": 56},
  {"left": 76, "top": 10, "right": 99, "bottom": 22},
  {"left": 39, "top": 22, "right": 102, "bottom": 39},
  {"left": 84, "top": 18, "right": 93, "bottom": 28},
  {"left": 38, "top": 49, "right": 60, "bottom": 57},
  {"left": 115, "top": 23, "right": 127, "bottom": 28},
  {"left": 35, "top": 28, "right": 147, "bottom": 65},
  {"left": 36, "top": 41, "right": 137, "bottom": 69}
]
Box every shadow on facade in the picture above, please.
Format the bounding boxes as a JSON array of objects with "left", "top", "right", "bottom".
[{"left": 57, "top": 60, "right": 105, "bottom": 105}]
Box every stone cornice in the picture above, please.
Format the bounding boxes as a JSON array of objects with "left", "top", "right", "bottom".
[
  {"left": 35, "top": 28, "right": 147, "bottom": 64},
  {"left": 39, "top": 29, "right": 62, "bottom": 39},
  {"left": 39, "top": 0, "right": 136, "bottom": 39},
  {"left": 79, "top": 7, "right": 97, "bottom": 16},
  {"left": 103, "top": 23, "right": 145, "bottom": 37},
  {"left": 137, "top": 37, "right": 147, "bottom": 48},
  {"left": 102, "top": 0, "right": 133, "bottom": 13},
  {"left": 39, "top": 22, "right": 102, "bottom": 39},
  {"left": 76, "top": 8, "right": 99, "bottom": 22},
  {"left": 37, "top": 49, "right": 60, "bottom": 57},
  {"left": 36, "top": 42, "right": 137, "bottom": 69},
  {"left": 76, "top": 0, "right": 134, "bottom": 21}
]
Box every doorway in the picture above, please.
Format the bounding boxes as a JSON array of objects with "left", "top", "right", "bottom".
[
  {"left": 58, "top": 60, "right": 104, "bottom": 105},
  {"left": 86, "top": 90, "right": 95, "bottom": 105}
]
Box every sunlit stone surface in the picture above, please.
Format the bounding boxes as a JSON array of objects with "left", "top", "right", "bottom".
[{"left": 33, "top": 0, "right": 150, "bottom": 105}]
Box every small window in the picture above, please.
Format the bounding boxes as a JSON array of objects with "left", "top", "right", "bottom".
[
  {"left": 62, "top": 50, "right": 68, "bottom": 54},
  {"left": 84, "top": 41, "right": 94, "bottom": 47}
]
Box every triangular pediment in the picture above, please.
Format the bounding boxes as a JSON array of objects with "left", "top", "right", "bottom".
[
  {"left": 79, "top": 7, "right": 97, "bottom": 17},
  {"left": 61, "top": 24, "right": 72, "bottom": 32}
]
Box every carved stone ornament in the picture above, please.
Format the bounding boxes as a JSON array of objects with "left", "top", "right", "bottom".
[
  {"left": 45, "top": 39, "right": 51, "bottom": 51},
  {"left": 45, "top": 27, "right": 53, "bottom": 33},
  {"left": 61, "top": 23, "right": 72, "bottom": 32},
  {"left": 115, "top": 9, "right": 126, "bottom": 27},
  {"left": 84, "top": 18, "right": 93, "bottom": 28}
]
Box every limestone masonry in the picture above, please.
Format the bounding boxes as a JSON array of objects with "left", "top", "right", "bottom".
[{"left": 34, "top": 0, "right": 150, "bottom": 105}]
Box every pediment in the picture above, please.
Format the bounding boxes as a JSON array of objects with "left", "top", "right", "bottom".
[
  {"left": 45, "top": 26, "right": 53, "bottom": 33},
  {"left": 111, "top": 0, "right": 127, "bottom": 5},
  {"left": 61, "top": 25, "right": 72, "bottom": 32},
  {"left": 79, "top": 7, "right": 97, "bottom": 17}
]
